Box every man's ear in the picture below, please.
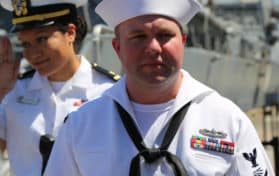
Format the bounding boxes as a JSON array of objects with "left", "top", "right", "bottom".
[
  {"left": 182, "top": 34, "right": 187, "bottom": 45},
  {"left": 67, "top": 23, "right": 77, "bottom": 42},
  {"left": 112, "top": 37, "right": 121, "bottom": 58}
]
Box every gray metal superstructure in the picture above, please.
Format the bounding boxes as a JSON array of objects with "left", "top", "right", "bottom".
[{"left": 0, "top": 0, "right": 278, "bottom": 174}]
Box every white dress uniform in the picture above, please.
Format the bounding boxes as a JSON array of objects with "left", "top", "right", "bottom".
[
  {"left": 0, "top": 56, "right": 115, "bottom": 176},
  {"left": 45, "top": 70, "right": 275, "bottom": 176}
]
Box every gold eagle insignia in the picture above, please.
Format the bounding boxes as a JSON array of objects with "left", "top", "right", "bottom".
[{"left": 12, "top": 0, "right": 28, "bottom": 16}]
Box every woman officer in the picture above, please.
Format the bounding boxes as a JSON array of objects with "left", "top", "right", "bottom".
[{"left": 0, "top": 0, "right": 118, "bottom": 175}]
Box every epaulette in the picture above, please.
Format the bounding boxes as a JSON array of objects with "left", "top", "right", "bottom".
[
  {"left": 17, "top": 69, "right": 35, "bottom": 80},
  {"left": 92, "top": 62, "right": 121, "bottom": 82}
]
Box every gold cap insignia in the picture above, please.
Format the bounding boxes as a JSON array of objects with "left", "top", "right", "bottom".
[{"left": 12, "top": 0, "right": 28, "bottom": 16}]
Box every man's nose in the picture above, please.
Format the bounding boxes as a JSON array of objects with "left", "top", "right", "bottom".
[{"left": 145, "top": 38, "right": 162, "bottom": 55}]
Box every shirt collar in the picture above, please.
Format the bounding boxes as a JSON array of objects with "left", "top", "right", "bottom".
[
  {"left": 69, "top": 56, "right": 93, "bottom": 89},
  {"left": 27, "top": 56, "right": 92, "bottom": 91},
  {"left": 170, "top": 70, "right": 214, "bottom": 115},
  {"left": 105, "top": 70, "right": 214, "bottom": 116}
]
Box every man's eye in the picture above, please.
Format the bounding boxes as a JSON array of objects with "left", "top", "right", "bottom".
[
  {"left": 158, "top": 33, "right": 173, "bottom": 38},
  {"left": 130, "top": 34, "right": 146, "bottom": 39}
]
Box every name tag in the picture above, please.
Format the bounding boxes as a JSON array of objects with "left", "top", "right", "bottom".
[{"left": 17, "top": 96, "right": 39, "bottom": 105}]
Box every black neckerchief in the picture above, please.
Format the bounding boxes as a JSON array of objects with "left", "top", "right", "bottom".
[{"left": 115, "top": 101, "right": 191, "bottom": 176}]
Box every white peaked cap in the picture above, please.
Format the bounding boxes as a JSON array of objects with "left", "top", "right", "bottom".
[
  {"left": 96, "top": 0, "right": 202, "bottom": 29},
  {"left": 0, "top": 0, "right": 87, "bottom": 11}
]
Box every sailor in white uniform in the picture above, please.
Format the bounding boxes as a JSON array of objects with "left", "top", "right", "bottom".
[
  {"left": 45, "top": 0, "right": 275, "bottom": 175},
  {"left": 0, "top": 0, "right": 119, "bottom": 175}
]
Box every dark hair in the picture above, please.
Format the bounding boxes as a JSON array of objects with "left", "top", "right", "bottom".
[
  {"left": 73, "top": 16, "right": 87, "bottom": 52},
  {"left": 56, "top": 15, "right": 87, "bottom": 52}
]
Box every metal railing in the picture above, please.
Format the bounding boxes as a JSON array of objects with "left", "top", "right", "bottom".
[{"left": 247, "top": 105, "right": 279, "bottom": 175}]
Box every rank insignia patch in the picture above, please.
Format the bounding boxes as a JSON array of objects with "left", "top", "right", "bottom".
[
  {"left": 243, "top": 148, "right": 258, "bottom": 168},
  {"left": 191, "top": 135, "right": 234, "bottom": 154},
  {"left": 243, "top": 148, "right": 268, "bottom": 176}
]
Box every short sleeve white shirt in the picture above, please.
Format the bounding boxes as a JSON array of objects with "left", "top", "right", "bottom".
[
  {"left": 45, "top": 70, "right": 275, "bottom": 176},
  {"left": 0, "top": 56, "right": 115, "bottom": 176}
]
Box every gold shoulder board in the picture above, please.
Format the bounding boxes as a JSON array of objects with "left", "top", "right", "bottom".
[
  {"left": 18, "top": 69, "right": 35, "bottom": 80},
  {"left": 92, "top": 62, "right": 121, "bottom": 82}
]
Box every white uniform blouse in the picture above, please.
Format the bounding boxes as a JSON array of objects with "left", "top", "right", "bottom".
[
  {"left": 0, "top": 56, "right": 115, "bottom": 176},
  {"left": 45, "top": 70, "right": 274, "bottom": 176}
]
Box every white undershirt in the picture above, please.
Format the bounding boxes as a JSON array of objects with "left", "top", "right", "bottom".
[
  {"left": 131, "top": 99, "right": 176, "bottom": 175},
  {"left": 131, "top": 99, "right": 175, "bottom": 147}
]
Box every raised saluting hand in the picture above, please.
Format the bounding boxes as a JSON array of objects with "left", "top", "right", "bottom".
[{"left": 0, "top": 36, "right": 20, "bottom": 101}]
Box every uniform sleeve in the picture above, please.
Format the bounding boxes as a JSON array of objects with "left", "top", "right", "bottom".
[
  {"left": 44, "top": 115, "right": 80, "bottom": 176},
  {"left": 227, "top": 112, "right": 275, "bottom": 176}
]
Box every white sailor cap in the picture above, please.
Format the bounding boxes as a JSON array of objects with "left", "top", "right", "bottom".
[
  {"left": 96, "top": 0, "right": 202, "bottom": 29},
  {"left": 0, "top": 0, "right": 87, "bottom": 32}
]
